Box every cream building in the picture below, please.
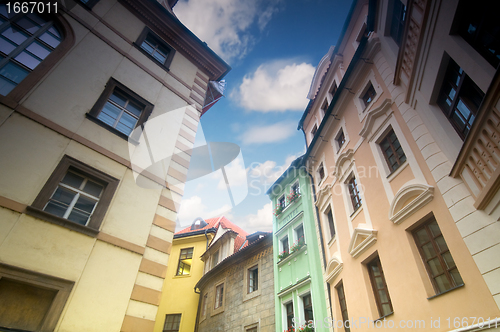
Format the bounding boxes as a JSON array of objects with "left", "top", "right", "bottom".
[
  {"left": 0, "top": 0, "right": 229, "bottom": 331},
  {"left": 299, "top": 0, "right": 500, "bottom": 330}
]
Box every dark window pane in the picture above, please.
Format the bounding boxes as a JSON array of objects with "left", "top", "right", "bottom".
[
  {"left": 0, "top": 36, "right": 17, "bottom": 55},
  {"left": 26, "top": 41, "right": 51, "bottom": 60},
  {"left": 39, "top": 31, "right": 60, "bottom": 48},
  {"left": 14, "top": 51, "right": 41, "bottom": 70},
  {"left": 0, "top": 61, "right": 29, "bottom": 83},
  {"left": 74, "top": 196, "right": 97, "bottom": 214},
  {"left": 44, "top": 201, "right": 68, "bottom": 217},
  {"left": 15, "top": 17, "right": 41, "bottom": 34},
  {"left": 83, "top": 181, "right": 103, "bottom": 197},
  {"left": 0, "top": 76, "right": 16, "bottom": 95},
  {"left": 2, "top": 27, "right": 28, "bottom": 45},
  {"left": 61, "top": 172, "right": 84, "bottom": 188},
  {"left": 67, "top": 209, "right": 91, "bottom": 225}
]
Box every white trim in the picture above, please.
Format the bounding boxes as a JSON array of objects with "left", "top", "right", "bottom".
[
  {"left": 389, "top": 183, "right": 434, "bottom": 224},
  {"left": 348, "top": 228, "right": 378, "bottom": 258},
  {"left": 353, "top": 70, "right": 384, "bottom": 121},
  {"left": 332, "top": 117, "right": 350, "bottom": 158},
  {"left": 325, "top": 256, "right": 344, "bottom": 283},
  {"left": 307, "top": 46, "right": 335, "bottom": 99}
]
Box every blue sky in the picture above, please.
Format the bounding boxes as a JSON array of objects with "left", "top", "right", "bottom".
[{"left": 174, "top": 0, "right": 353, "bottom": 233}]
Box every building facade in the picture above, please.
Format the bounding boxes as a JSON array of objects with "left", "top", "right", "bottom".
[
  {"left": 268, "top": 157, "right": 329, "bottom": 332},
  {"left": 0, "top": 0, "right": 229, "bottom": 331},
  {"left": 298, "top": 0, "right": 500, "bottom": 330},
  {"left": 195, "top": 233, "right": 275, "bottom": 332}
]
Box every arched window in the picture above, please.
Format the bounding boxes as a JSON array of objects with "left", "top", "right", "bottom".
[{"left": 0, "top": 4, "right": 66, "bottom": 98}]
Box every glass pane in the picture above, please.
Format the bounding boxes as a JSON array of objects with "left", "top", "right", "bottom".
[
  {"left": 116, "top": 112, "right": 137, "bottom": 135},
  {"left": 67, "top": 209, "right": 91, "bottom": 225},
  {"left": 153, "top": 51, "right": 166, "bottom": 64},
  {"left": 61, "top": 172, "right": 84, "bottom": 189},
  {"left": 109, "top": 92, "right": 127, "bottom": 108},
  {"left": 74, "top": 196, "right": 97, "bottom": 213},
  {"left": 0, "top": 36, "right": 17, "bottom": 55},
  {"left": 83, "top": 180, "right": 103, "bottom": 197},
  {"left": 26, "top": 41, "right": 51, "bottom": 60},
  {"left": 415, "top": 228, "right": 429, "bottom": 245},
  {"left": 378, "top": 290, "right": 389, "bottom": 303},
  {"left": 2, "top": 27, "right": 28, "bottom": 45},
  {"left": 125, "top": 101, "right": 142, "bottom": 117},
  {"left": 14, "top": 51, "right": 41, "bottom": 70},
  {"left": 27, "top": 13, "right": 47, "bottom": 26},
  {"left": 435, "top": 235, "right": 448, "bottom": 252},
  {"left": 98, "top": 102, "right": 122, "bottom": 126},
  {"left": 375, "top": 276, "right": 384, "bottom": 290},
  {"left": 0, "top": 5, "right": 8, "bottom": 19},
  {"left": 442, "top": 251, "right": 456, "bottom": 269},
  {"left": 15, "top": 17, "right": 41, "bottom": 34},
  {"left": 44, "top": 200, "right": 67, "bottom": 217},
  {"left": 39, "top": 31, "right": 60, "bottom": 48},
  {"left": 428, "top": 221, "right": 441, "bottom": 237},
  {"left": 141, "top": 40, "right": 154, "bottom": 55},
  {"left": 428, "top": 257, "right": 444, "bottom": 276},
  {"left": 0, "top": 75, "right": 16, "bottom": 96},
  {"left": 456, "top": 100, "right": 472, "bottom": 120},
  {"left": 450, "top": 268, "right": 463, "bottom": 285},
  {"left": 434, "top": 274, "right": 452, "bottom": 293},
  {"left": 422, "top": 242, "right": 436, "bottom": 259},
  {"left": 0, "top": 62, "right": 29, "bottom": 84},
  {"left": 382, "top": 304, "right": 392, "bottom": 316},
  {"left": 48, "top": 26, "right": 60, "bottom": 38},
  {"left": 51, "top": 187, "right": 77, "bottom": 205}
]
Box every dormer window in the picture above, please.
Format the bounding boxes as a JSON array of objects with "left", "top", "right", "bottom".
[{"left": 212, "top": 249, "right": 219, "bottom": 267}]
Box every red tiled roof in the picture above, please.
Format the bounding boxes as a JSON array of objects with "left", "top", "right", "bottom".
[{"left": 175, "top": 216, "right": 249, "bottom": 253}]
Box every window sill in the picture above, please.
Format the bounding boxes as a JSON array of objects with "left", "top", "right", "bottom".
[
  {"left": 374, "top": 312, "right": 394, "bottom": 322},
  {"left": 85, "top": 113, "right": 140, "bottom": 145},
  {"left": 328, "top": 235, "right": 337, "bottom": 248},
  {"left": 386, "top": 161, "right": 408, "bottom": 182},
  {"left": 25, "top": 206, "right": 99, "bottom": 237},
  {"left": 173, "top": 274, "right": 191, "bottom": 278},
  {"left": 277, "top": 244, "right": 307, "bottom": 266},
  {"left": 243, "top": 289, "right": 261, "bottom": 302},
  {"left": 350, "top": 205, "right": 363, "bottom": 220},
  {"left": 427, "top": 284, "right": 465, "bottom": 300}
]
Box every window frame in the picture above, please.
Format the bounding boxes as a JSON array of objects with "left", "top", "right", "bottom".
[
  {"left": 317, "top": 162, "right": 325, "bottom": 183},
  {"left": 388, "top": 0, "right": 407, "bottom": 46},
  {"left": 247, "top": 265, "right": 258, "bottom": 294},
  {"left": 134, "top": 27, "right": 176, "bottom": 71},
  {"left": 436, "top": 58, "right": 484, "bottom": 140},
  {"left": 86, "top": 78, "right": 154, "bottom": 141},
  {"left": 295, "top": 224, "right": 304, "bottom": 244},
  {"left": 278, "top": 195, "right": 286, "bottom": 210},
  {"left": 281, "top": 236, "right": 289, "bottom": 254},
  {"left": 163, "top": 313, "right": 181, "bottom": 332},
  {"left": 285, "top": 301, "right": 294, "bottom": 329},
  {"left": 212, "top": 279, "right": 226, "bottom": 315},
  {"left": 0, "top": 10, "right": 74, "bottom": 104},
  {"left": 326, "top": 207, "right": 336, "bottom": 240},
  {"left": 291, "top": 181, "right": 300, "bottom": 196},
  {"left": 0, "top": 262, "right": 74, "bottom": 332},
  {"left": 176, "top": 247, "right": 194, "bottom": 276},
  {"left": 200, "top": 293, "right": 208, "bottom": 321},
  {"left": 302, "top": 293, "right": 314, "bottom": 325},
  {"left": 27, "top": 155, "right": 119, "bottom": 237},
  {"left": 336, "top": 282, "right": 350, "bottom": 332},
  {"left": 336, "top": 128, "right": 346, "bottom": 151},
  {"left": 346, "top": 175, "right": 362, "bottom": 213},
  {"left": 212, "top": 249, "right": 220, "bottom": 268},
  {"left": 361, "top": 83, "right": 377, "bottom": 108},
  {"left": 379, "top": 128, "right": 407, "bottom": 173},
  {"left": 412, "top": 218, "right": 464, "bottom": 295},
  {"left": 367, "top": 256, "right": 393, "bottom": 318}
]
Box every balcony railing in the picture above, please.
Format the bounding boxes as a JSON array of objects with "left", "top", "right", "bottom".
[{"left": 451, "top": 69, "right": 500, "bottom": 210}]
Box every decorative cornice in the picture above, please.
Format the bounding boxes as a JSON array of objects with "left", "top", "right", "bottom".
[
  {"left": 389, "top": 183, "right": 434, "bottom": 224},
  {"left": 307, "top": 46, "right": 335, "bottom": 100},
  {"left": 334, "top": 149, "right": 355, "bottom": 180},
  {"left": 315, "top": 184, "right": 332, "bottom": 211},
  {"left": 348, "top": 228, "right": 377, "bottom": 258},
  {"left": 358, "top": 99, "right": 393, "bottom": 138},
  {"left": 325, "top": 257, "right": 343, "bottom": 284}
]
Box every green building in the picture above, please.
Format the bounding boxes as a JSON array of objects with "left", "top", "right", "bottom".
[{"left": 267, "top": 156, "right": 329, "bottom": 332}]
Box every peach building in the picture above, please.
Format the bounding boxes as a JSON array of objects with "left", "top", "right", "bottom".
[
  {"left": 298, "top": 0, "right": 500, "bottom": 330},
  {"left": 0, "top": 0, "right": 229, "bottom": 331}
]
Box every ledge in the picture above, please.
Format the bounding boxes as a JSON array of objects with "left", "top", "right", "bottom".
[
  {"left": 427, "top": 284, "right": 465, "bottom": 300},
  {"left": 26, "top": 206, "right": 99, "bottom": 237},
  {"left": 277, "top": 245, "right": 307, "bottom": 267}
]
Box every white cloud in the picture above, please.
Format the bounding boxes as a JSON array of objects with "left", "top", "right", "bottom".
[
  {"left": 235, "top": 61, "right": 315, "bottom": 112},
  {"left": 213, "top": 156, "right": 248, "bottom": 190},
  {"left": 174, "top": 0, "right": 281, "bottom": 62},
  {"left": 236, "top": 202, "right": 273, "bottom": 233},
  {"left": 240, "top": 121, "right": 295, "bottom": 145},
  {"left": 248, "top": 150, "right": 304, "bottom": 186},
  {"left": 177, "top": 195, "right": 233, "bottom": 226}
]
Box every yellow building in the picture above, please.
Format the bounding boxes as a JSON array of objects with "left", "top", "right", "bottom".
[
  {"left": 0, "top": 0, "right": 229, "bottom": 331},
  {"left": 155, "top": 216, "right": 248, "bottom": 332},
  {"left": 298, "top": 0, "right": 500, "bottom": 330}
]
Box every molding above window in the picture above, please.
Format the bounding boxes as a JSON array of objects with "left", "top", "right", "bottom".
[
  {"left": 359, "top": 99, "right": 394, "bottom": 139},
  {"left": 348, "top": 228, "right": 377, "bottom": 258},
  {"left": 325, "top": 256, "right": 343, "bottom": 284},
  {"left": 389, "top": 183, "right": 434, "bottom": 224}
]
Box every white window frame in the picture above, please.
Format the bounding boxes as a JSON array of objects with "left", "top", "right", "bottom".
[{"left": 354, "top": 70, "right": 384, "bottom": 121}]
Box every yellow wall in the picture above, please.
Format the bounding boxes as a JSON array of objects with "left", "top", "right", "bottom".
[{"left": 154, "top": 233, "right": 212, "bottom": 332}]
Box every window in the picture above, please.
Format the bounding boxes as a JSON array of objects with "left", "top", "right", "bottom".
[
  {"left": 329, "top": 82, "right": 338, "bottom": 97},
  {"left": 28, "top": 155, "right": 119, "bottom": 236},
  {"left": 318, "top": 163, "right": 325, "bottom": 182},
  {"left": 176, "top": 248, "right": 193, "bottom": 276},
  {"left": 0, "top": 6, "right": 62, "bottom": 96},
  {"left": 321, "top": 100, "right": 329, "bottom": 115},
  {"left": 246, "top": 327, "right": 258, "bottom": 332},
  {"left": 303, "top": 294, "right": 314, "bottom": 324},
  {"left": 336, "top": 128, "right": 346, "bottom": 151},
  {"left": 281, "top": 236, "right": 289, "bottom": 254},
  {"left": 326, "top": 208, "right": 336, "bottom": 239},
  {"left": 295, "top": 224, "right": 304, "bottom": 243},
  {"left": 214, "top": 283, "right": 224, "bottom": 309},
  {"left": 437, "top": 58, "right": 484, "bottom": 139},
  {"left": 291, "top": 182, "right": 300, "bottom": 195},
  {"left": 311, "top": 124, "right": 318, "bottom": 137},
  {"left": 201, "top": 293, "right": 208, "bottom": 318},
  {"left": 367, "top": 257, "right": 393, "bottom": 317},
  {"left": 278, "top": 195, "right": 286, "bottom": 209},
  {"left": 135, "top": 27, "right": 175, "bottom": 69},
  {"left": 0, "top": 263, "right": 73, "bottom": 332},
  {"left": 248, "top": 265, "right": 258, "bottom": 293},
  {"left": 163, "top": 314, "right": 181, "bottom": 332},
  {"left": 87, "top": 78, "right": 154, "bottom": 139},
  {"left": 361, "top": 83, "right": 377, "bottom": 108},
  {"left": 347, "top": 176, "right": 362, "bottom": 212},
  {"left": 389, "top": 0, "right": 406, "bottom": 45},
  {"left": 456, "top": 0, "right": 500, "bottom": 67},
  {"left": 285, "top": 302, "right": 294, "bottom": 329},
  {"left": 413, "top": 218, "right": 463, "bottom": 294},
  {"left": 379, "top": 129, "right": 406, "bottom": 172},
  {"left": 336, "top": 283, "right": 350, "bottom": 332},
  {"left": 212, "top": 249, "right": 219, "bottom": 267}
]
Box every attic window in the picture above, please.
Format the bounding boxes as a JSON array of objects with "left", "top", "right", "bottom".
[{"left": 191, "top": 218, "right": 207, "bottom": 230}]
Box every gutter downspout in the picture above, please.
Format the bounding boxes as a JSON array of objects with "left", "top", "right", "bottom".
[{"left": 204, "top": 229, "right": 210, "bottom": 250}]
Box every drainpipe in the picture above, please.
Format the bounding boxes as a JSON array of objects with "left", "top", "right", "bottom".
[
  {"left": 204, "top": 229, "right": 210, "bottom": 250},
  {"left": 306, "top": 170, "right": 327, "bottom": 269}
]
